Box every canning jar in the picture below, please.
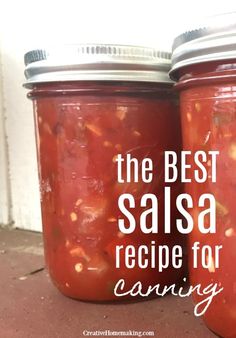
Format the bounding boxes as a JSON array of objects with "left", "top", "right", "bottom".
[
  {"left": 171, "top": 21, "right": 236, "bottom": 338},
  {"left": 24, "top": 44, "right": 184, "bottom": 301}
]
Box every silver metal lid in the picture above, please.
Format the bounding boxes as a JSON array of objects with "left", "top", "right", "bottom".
[
  {"left": 24, "top": 44, "right": 172, "bottom": 87},
  {"left": 170, "top": 13, "right": 236, "bottom": 80}
]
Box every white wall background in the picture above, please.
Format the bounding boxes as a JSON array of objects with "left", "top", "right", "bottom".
[
  {"left": 0, "top": 0, "right": 236, "bottom": 231},
  {"left": 0, "top": 53, "right": 11, "bottom": 226}
]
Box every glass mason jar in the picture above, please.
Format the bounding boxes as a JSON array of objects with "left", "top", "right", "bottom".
[
  {"left": 24, "top": 45, "right": 184, "bottom": 301},
  {"left": 171, "top": 20, "right": 236, "bottom": 338}
]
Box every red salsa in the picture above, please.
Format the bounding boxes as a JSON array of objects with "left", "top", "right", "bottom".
[
  {"left": 29, "top": 82, "right": 184, "bottom": 300},
  {"left": 176, "top": 62, "right": 236, "bottom": 337}
]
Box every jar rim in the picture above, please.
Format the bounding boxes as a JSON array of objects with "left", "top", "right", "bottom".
[
  {"left": 170, "top": 13, "right": 236, "bottom": 80},
  {"left": 24, "top": 44, "right": 173, "bottom": 87}
]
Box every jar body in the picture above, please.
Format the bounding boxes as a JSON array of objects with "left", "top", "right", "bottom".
[
  {"left": 30, "top": 81, "right": 184, "bottom": 301},
  {"left": 178, "top": 64, "right": 236, "bottom": 338}
]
